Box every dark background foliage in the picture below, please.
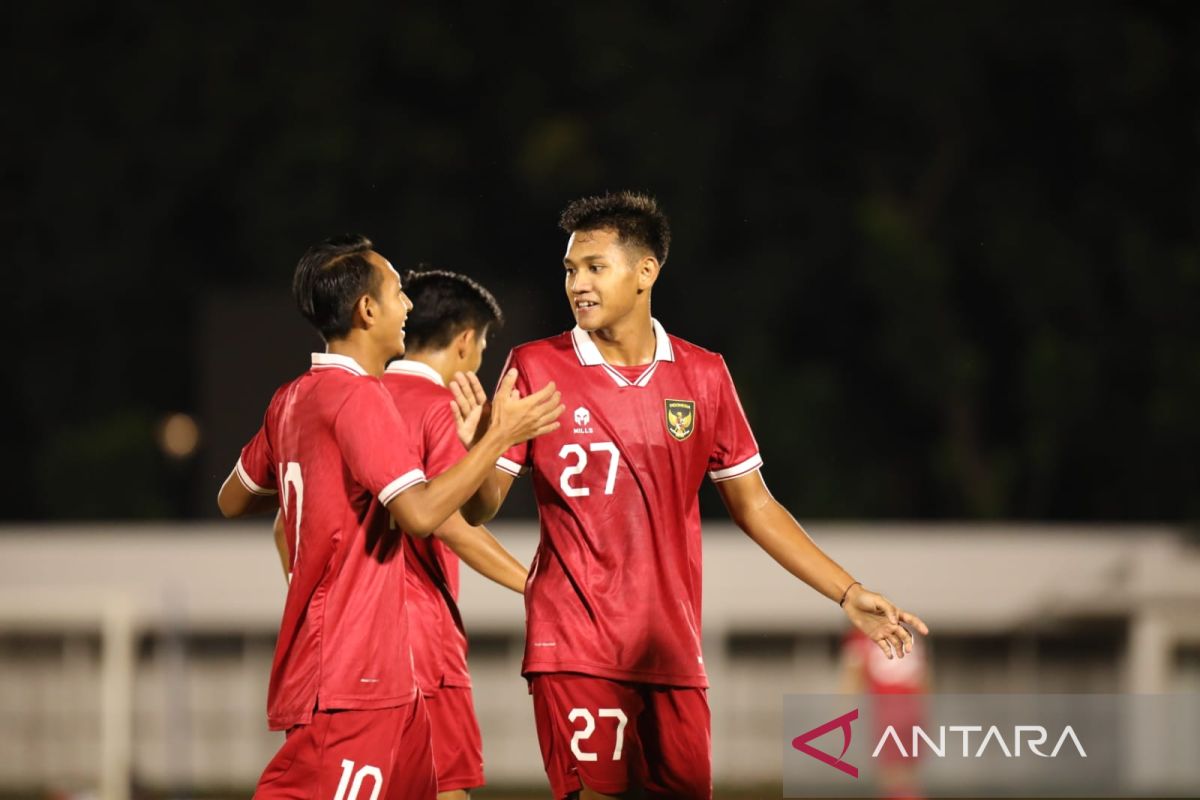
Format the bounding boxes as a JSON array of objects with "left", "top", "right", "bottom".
[{"left": 4, "top": 1, "right": 1198, "bottom": 521}]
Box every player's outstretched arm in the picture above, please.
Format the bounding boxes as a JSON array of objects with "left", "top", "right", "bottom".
[
  {"left": 216, "top": 467, "right": 278, "bottom": 518},
  {"left": 839, "top": 584, "right": 930, "bottom": 659},
  {"left": 462, "top": 469, "right": 516, "bottom": 525},
  {"left": 388, "top": 370, "right": 563, "bottom": 536},
  {"left": 271, "top": 510, "right": 291, "bottom": 584},
  {"left": 434, "top": 512, "right": 528, "bottom": 594},
  {"left": 716, "top": 470, "right": 929, "bottom": 659}
]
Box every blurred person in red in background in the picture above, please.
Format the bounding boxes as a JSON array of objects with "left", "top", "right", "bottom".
[{"left": 842, "top": 627, "right": 932, "bottom": 800}]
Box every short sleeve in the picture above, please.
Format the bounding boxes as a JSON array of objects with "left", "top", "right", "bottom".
[
  {"left": 707, "top": 356, "right": 763, "bottom": 482},
  {"left": 236, "top": 424, "right": 277, "bottom": 496},
  {"left": 423, "top": 399, "right": 468, "bottom": 480},
  {"left": 335, "top": 381, "right": 427, "bottom": 504},
  {"left": 495, "top": 349, "right": 532, "bottom": 478}
]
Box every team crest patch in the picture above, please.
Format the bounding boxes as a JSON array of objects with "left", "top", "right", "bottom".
[{"left": 665, "top": 399, "right": 695, "bottom": 441}]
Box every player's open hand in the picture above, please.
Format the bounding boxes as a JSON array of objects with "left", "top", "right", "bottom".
[
  {"left": 489, "top": 369, "right": 564, "bottom": 446},
  {"left": 449, "top": 371, "right": 490, "bottom": 448},
  {"left": 842, "top": 585, "right": 929, "bottom": 660}
]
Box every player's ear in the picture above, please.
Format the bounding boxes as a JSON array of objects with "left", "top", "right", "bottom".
[
  {"left": 637, "top": 256, "right": 661, "bottom": 294},
  {"left": 454, "top": 327, "right": 476, "bottom": 357},
  {"left": 355, "top": 293, "right": 376, "bottom": 330}
]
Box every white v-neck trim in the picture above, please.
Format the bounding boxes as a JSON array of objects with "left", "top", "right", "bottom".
[{"left": 569, "top": 318, "right": 675, "bottom": 388}]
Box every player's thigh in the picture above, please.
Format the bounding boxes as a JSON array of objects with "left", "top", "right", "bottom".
[
  {"left": 257, "top": 702, "right": 436, "bottom": 800},
  {"left": 641, "top": 686, "right": 712, "bottom": 800},
  {"left": 390, "top": 696, "right": 439, "bottom": 800},
  {"left": 531, "top": 673, "right": 646, "bottom": 800},
  {"left": 425, "top": 687, "right": 486, "bottom": 794},
  {"left": 255, "top": 716, "right": 327, "bottom": 799}
]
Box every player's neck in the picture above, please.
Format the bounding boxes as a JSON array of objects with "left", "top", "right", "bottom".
[
  {"left": 589, "top": 312, "right": 655, "bottom": 366},
  {"left": 405, "top": 350, "right": 455, "bottom": 386},
  {"left": 325, "top": 338, "right": 388, "bottom": 377}
]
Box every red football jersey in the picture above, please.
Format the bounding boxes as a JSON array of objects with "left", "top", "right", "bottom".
[
  {"left": 381, "top": 359, "right": 473, "bottom": 693},
  {"left": 498, "top": 320, "right": 762, "bottom": 687},
  {"left": 236, "top": 353, "right": 428, "bottom": 730}
]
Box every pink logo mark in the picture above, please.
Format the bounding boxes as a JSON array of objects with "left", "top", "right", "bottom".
[{"left": 791, "top": 708, "right": 859, "bottom": 778}]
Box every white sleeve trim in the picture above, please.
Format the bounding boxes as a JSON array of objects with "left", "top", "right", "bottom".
[
  {"left": 708, "top": 453, "right": 763, "bottom": 483},
  {"left": 378, "top": 469, "right": 427, "bottom": 505},
  {"left": 496, "top": 456, "right": 528, "bottom": 477},
  {"left": 235, "top": 458, "right": 277, "bottom": 496}
]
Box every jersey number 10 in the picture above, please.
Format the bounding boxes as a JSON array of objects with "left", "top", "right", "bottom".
[
  {"left": 558, "top": 442, "right": 620, "bottom": 498},
  {"left": 279, "top": 461, "right": 304, "bottom": 576}
]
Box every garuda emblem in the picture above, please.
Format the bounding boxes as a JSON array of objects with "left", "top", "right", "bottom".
[{"left": 665, "top": 399, "right": 695, "bottom": 441}]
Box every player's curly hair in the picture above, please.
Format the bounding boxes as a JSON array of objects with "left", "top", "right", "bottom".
[
  {"left": 292, "top": 233, "right": 380, "bottom": 342},
  {"left": 559, "top": 191, "right": 671, "bottom": 266},
  {"left": 400, "top": 268, "right": 504, "bottom": 352}
]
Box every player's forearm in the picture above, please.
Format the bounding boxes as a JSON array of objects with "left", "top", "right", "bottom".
[
  {"left": 460, "top": 469, "right": 510, "bottom": 525},
  {"left": 436, "top": 518, "right": 528, "bottom": 594},
  {"left": 272, "top": 511, "right": 290, "bottom": 584},
  {"left": 390, "top": 428, "right": 511, "bottom": 536},
  {"left": 737, "top": 500, "right": 855, "bottom": 603}
]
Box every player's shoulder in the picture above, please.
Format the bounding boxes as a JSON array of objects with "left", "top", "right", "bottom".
[
  {"left": 507, "top": 331, "right": 575, "bottom": 363},
  {"left": 665, "top": 332, "right": 729, "bottom": 372},
  {"left": 264, "top": 369, "right": 314, "bottom": 413},
  {"left": 303, "top": 360, "right": 377, "bottom": 393},
  {"left": 329, "top": 372, "right": 392, "bottom": 416},
  {"left": 266, "top": 375, "right": 298, "bottom": 406},
  {"left": 381, "top": 367, "right": 451, "bottom": 400},
  {"left": 382, "top": 372, "right": 454, "bottom": 430}
]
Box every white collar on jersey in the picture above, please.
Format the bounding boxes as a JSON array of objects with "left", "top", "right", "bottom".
[
  {"left": 311, "top": 352, "right": 369, "bottom": 376},
  {"left": 570, "top": 317, "right": 675, "bottom": 388},
  {"left": 384, "top": 358, "right": 445, "bottom": 387}
]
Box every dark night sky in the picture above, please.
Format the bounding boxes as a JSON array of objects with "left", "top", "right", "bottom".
[{"left": 4, "top": 1, "right": 1199, "bottom": 522}]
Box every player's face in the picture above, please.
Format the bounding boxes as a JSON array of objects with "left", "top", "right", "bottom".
[
  {"left": 367, "top": 252, "right": 412, "bottom": 357},
  {"left": 563, "top": 228, "right": 642, "bottom": 331}
]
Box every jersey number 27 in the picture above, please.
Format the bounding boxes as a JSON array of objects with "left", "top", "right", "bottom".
[{"left": 558, "top": 442, "right": 620, "bottom": 498}]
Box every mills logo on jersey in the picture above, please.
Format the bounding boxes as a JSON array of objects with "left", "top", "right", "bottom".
[
  {"left": 572, "top": 406, "right": 594, "bottom": 435},
  {"left": 665, "top": 399, "right": 695, "bottom": 441}
]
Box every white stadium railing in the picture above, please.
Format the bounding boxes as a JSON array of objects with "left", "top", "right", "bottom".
[{"left": 1, "top": 522, "right": 1198, "bottom": 796}]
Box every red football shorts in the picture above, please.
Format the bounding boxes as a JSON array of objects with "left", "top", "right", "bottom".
[
  {"left": 425, "top": 687, "right": 485, "bottom": 792},
  {"left": 254, "top": 699, "right": 436, "bottom": 800},
  {"left": 530, "top": 672, "right": 712, "bottom": 800}
]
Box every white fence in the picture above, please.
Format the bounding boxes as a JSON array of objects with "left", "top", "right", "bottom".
[{"left": 1, "top": 522, "right": 1199, "bottom": 796}]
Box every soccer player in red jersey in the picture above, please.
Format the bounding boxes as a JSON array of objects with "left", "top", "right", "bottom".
[
  {"left": 270, "top": 269, "right": 527, "bottom": 799},
  {"left": 216, "top": 235, "right": 563, "bottom": 800},
  {"left": 389, "top": 269, "right": 528, "bottom": 799},
  {"left": 452, "top": 194, "right": 931, "bottom": 800}
]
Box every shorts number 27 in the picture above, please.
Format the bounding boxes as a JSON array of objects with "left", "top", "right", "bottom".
[{"left": 569, "top": 707, "right": 629, "bottom": 761}]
